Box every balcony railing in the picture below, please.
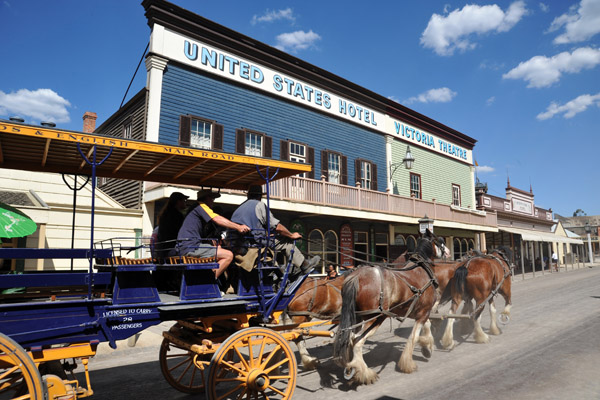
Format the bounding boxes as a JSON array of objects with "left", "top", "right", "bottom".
[{"left": 263, "top": 176, "right": 497, "bottom": 227}]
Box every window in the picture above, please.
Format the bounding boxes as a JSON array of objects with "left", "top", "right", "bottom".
[
  {"left": 289, "top": 142, "right": 306, "bottom": 178},
  {"left": 375, "top": 233, "right": 388, "bottom": 262},
  {"left": 361, "top": 161, "right": 371, "bottom": 189},
  {"left": 308, "top": 230, "right": 324, "bottom": 274},
  {"left": 452, "top": 184, "right": 461, "bottom": 206},
  {"left": 280, "top": 140, "right": 315, "bottom": 179},
  {"left": 321, "top": 150, "right": 347, "bottom": 185},
  {"left": 328, "top": 153, "right": 341, "bottom": 184},
  {"left": 324, "top": 230, "right": 339, "bottom": 273},
  {"left": 354, "top": 231, "right": 368, "bottom": 265},
  {"left": 406, "top": 235, "right": 417, "bottom": 252},
  {"left": 245, "top": 131, "right": 262, "bottom": 156},
  {"left": 355, "top": 159, "right": 378, "bottom": 190},
  {"left": 122, "top": 118, "right": 132, "bottom": 139},
  {"left": 179, "top": 115, "right": 223, "bottom": 150},
  {"left": 191, "top": 118, "right": 212, "bottom": 149},
  {"left": 394, "top": 234, "right": 406, "bottom": 246},
  {"left": 236, "top": 129, "right": 272, "bottom": 157},
  {"left": 410, "top": 173, "right": 421, "bottom": 199},
  {"left": 410, "top": 173, "right": 421, "bottom": 198}
]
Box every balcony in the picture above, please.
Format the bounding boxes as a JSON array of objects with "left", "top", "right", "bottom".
[{"left": 260, "top": 176, "right": 497, "bottom": 228}]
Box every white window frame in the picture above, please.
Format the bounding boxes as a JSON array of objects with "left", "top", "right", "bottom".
[
  {"left": 328, "top": 153, "right": 341, "bottom": 184},
  {"left": 452, "top": 184, "right": 461, "bottom": 206},
  {"left": 360, "top": 161, "right": 372, "bottom": 189},
  {"left": 289, "top": 142, "right": 306, "bottom": 178},
  {"left": 245, "top": 131, "right": 262, "bottom": 156},
  {"left": 123, "top": 119, "right": 132, "bottom": 139},
  {"left": 410, "top": 173, "right": 421, "bottom": 199},
  {"left": 191, "top": 118, "right": 212, "bottom": 150}
]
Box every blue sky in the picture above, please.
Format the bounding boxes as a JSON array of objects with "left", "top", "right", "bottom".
[{"left": 1, "top": 0, "right": 599, "bottom": 218}]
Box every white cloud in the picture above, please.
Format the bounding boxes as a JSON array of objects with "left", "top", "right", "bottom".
[
  {"left": 536, "top": 92, "right": 600, "bottom": 120},
  {"left": 420, "top": 1, "right": 528, "bottom": 56},
  {"left": 251, "top": 8, "right": 295, "bottom": 25},
  {"left": 275, "top": 30, "right": 321, "bottom": 53},
  {"left": 476, "top": 165, "right": 495, "bottom": 173},
  {"left": 502, "top": 47, "right": 600, "bottom": 88},
  {"left": 547, "top": 0, "right": 600, "bottom": 44},
  {"left": 0, "top": 88, "right": 71, "bottom": 123},
  {"left": 405, "top": 87, "right": 457, "bottom": 104},
  {"left": 539, "top": 2, "right": 550, "bottom": 13},
  {"left": 486, "top": 96, "right": 496, "bottom": 105}
]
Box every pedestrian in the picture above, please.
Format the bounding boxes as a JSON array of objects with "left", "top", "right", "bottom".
[
  {"left": 177, "top": 189, "right": 250, "bottom": 279},
  {"left": 326, "top": 264, "right": 339, "bottom": 280},
  {"left": 229, "top": 185, "right": 320, "bottom": 280},
  {"left": 552, "top": 251, "right": 558, "bottom": 271}
]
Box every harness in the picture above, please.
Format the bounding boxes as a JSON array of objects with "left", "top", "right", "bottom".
[
  {"left": 286, "top": 278, "right": 342, "bottom": 320},
  {"left": 344, "top": 254, "right": 439, "bottom": 330},
  {"left": 462, "top": 251, "right": 513, "bottom": 318}
]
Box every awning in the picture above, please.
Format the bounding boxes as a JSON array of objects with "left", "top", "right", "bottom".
[
  {"left": 0, "top": 121, "right": 311, "bottom": 190},
  {"left": 499, "top": 226, "right": 583, "bottom": 245}
]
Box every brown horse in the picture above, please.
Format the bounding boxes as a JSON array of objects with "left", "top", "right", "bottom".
[
  {"left": 440, "top": 246, "right": 513, "bottom": 349},
  {"left": 284, "top": 275, "right": 345, "bottom": 369},
  {"left": 333, "top": 231, "right": 449, "bottom": 385}
]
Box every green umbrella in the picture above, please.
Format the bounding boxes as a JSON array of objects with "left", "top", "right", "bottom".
[{"left": 0, "top": 202, "right": 37, "bottom": 238}]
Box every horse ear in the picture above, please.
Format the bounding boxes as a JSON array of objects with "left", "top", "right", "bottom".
[{"left": 424, "top": 228, "right": 432, "bottom": 238}]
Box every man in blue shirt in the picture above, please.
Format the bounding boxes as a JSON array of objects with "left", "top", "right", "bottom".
[
  {"left": 178, "top": 189, "right": 250, "bottom": 278},
  {"left": 230, "top": 185, "right": 320, "bottom": 279}
]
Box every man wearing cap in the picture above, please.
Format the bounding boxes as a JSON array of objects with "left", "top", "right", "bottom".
[
  {"left": 155, "top": 191, "right": 189, "bottom": 259},
  {"left": 177, "top": 189, "right": 250, "bottom": 278},
  {"left": 230, "top": 185, "right": 320, "bottom": 279}
]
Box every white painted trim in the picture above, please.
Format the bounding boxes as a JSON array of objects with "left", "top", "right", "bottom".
[{"left": 145, "top": 54, "right": 169, "bottom": 143}]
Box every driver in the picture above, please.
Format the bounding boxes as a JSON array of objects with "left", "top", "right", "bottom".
[{"left": 229, "top": 185, "right": 320, "bottom": 280}]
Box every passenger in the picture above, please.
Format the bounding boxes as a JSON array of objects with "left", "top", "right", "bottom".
[
  {"left": 155, "top": 191, "right": 189, "bottom": 259},
  {"left": 230, "top": 185, "right": 320, "bottom": 280},
  {"left": 177, "top": 189, "right": 250, "bottom": 278}
]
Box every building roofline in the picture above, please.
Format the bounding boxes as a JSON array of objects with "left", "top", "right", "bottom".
[{"left": 141, "top": 0, "right": 476, "bottom": 149}]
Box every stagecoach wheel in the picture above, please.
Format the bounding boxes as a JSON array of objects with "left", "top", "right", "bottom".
[
  {"left": 0, "top": 332, "right": 45, "bottom": 400},
  {"left": 159, "top": 336, "right": 209, "bottom": 394},
  {"left": 206, "top": 327, "right": 297, "bottom": 400}
]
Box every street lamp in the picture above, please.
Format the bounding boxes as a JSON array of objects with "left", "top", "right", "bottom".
[
  {"left": 389, "top": 145, "right": 415, "bottom": 178},
  {"left": 418, "top": 214, "right": 434, "bottom": 235},
  {"left": 584, "top": 222, "right": 594, "bottom": 264}
]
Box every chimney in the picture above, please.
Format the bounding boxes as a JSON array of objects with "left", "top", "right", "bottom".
[{"left": 82, "top": 111, "right": 97, "bottom": 133}]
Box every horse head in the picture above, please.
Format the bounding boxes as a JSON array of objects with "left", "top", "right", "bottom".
[{"left": 420, "top": 229, "right": 450, "bottom": 260}]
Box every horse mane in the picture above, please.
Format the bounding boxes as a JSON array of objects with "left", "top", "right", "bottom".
[
  {"left": 414, "top": 237, "right": 434, "bottom": 260},
  {"left": 491, "top": 245, "right": 513, "bottom": 261}
]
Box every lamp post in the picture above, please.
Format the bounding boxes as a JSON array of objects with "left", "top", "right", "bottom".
[
  {"left": 418, "top": 215, "right": 434, "bottom": 235},
  {"left": 389, "top": 145, "right": 415, "bottom": 179},
  {"left": 585, "top": 222, "right": 594, "bottom": 264}
]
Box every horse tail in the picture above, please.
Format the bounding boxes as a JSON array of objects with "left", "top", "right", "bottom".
[
  {"left": 453, "top": 265, "right": 468, "bottom": 297},
  {"left": 333, "top": 271, "right": 360, "bottom": 365}
]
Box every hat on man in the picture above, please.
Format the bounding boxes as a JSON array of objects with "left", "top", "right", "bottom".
[
  {"left": 197, "top": 189, "right": 221, "bottom": 201},
  {"left": 170, "top": 192, "right": 189, "bottom": 201},
  {"left": 247, "top": 185, "right": 264, "bottom": 198}
]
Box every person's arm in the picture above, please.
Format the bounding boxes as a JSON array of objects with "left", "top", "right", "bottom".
[
  {"left": 275, "top": 223, "right": 301, "bottom": 240},
  {"left": 212, "top": 215, "right": 250, "bottom": 234}
]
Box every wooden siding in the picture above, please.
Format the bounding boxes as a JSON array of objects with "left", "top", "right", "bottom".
[
  {"left": 391, "top": 141, "right": 474, "bottom": 208},
  {"left": 159, "top": 64, "right": 387, "bottom": 191},
  {"left": 95, "top": 90, "right": 147, "bottom": 209}
]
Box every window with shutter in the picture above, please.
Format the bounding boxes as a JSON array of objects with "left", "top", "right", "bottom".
[
  {"left": 179, "top": 115, "right": 222, "bottom": 150},
  {"left": 235, "top": 129, "right": 272, "bottom": 157}
]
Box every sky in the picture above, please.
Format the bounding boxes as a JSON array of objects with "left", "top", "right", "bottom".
[{"left": 1, "top": 0, "right": 599, "bottom": 218}]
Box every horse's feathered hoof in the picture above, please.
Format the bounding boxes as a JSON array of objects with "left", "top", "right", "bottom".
[
  {"left": 421, "top": 345, "right": 432, "bottom": 359},
  {"left": 343, "top": 367, "right": 356, "bottom": 380},
  {"left": 498, "top": 313, "right": 510, "bottom": 325}
]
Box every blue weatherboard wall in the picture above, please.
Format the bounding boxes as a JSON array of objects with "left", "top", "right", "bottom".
[{"left": 159, "top": 64, "right": 387, "bottom": 191}]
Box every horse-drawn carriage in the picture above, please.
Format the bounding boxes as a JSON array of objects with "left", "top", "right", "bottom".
[{"left": 0, "top": 120, "right": 333, "bottom": 400}]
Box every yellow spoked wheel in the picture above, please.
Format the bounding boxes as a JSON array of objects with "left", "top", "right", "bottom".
[
  {"left": 206, "top": 327, "right": 297, "bottom": 400},
  {"left": 0, "top": 333, "right": 45, "bottom": 400},
  {"left": 159, "top": 324, "right": 210, "bottom": 394}
]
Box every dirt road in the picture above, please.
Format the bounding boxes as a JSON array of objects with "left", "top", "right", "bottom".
[{"left": 84, "top": 266, "right": 600, "bottom": 399}]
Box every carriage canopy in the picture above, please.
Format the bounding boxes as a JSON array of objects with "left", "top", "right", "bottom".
[{"left": 0, "top": 121, "right": 311, "bottom": 189}]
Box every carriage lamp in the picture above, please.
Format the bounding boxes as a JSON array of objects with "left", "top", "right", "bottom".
[
  {"left": 585, "top": 222, "right": 594, "bottom": 264},
  {"left": 389, "top": 145, "right": 415, "bottom": 178},
  {"left": 418, "top": 215, "right": 434, "bottom": 235}
]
